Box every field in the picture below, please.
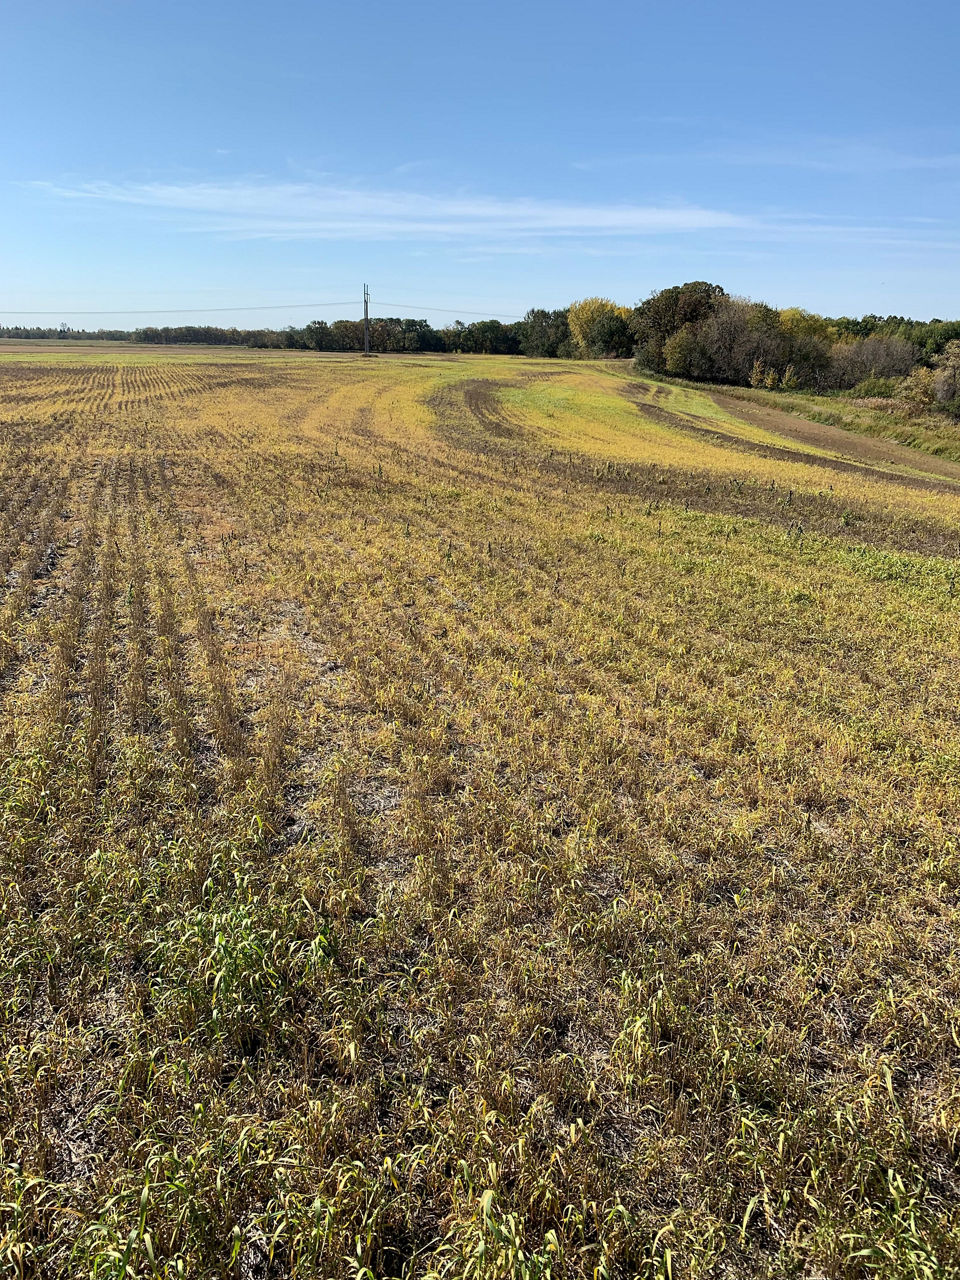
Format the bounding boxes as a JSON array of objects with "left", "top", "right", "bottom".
[{"left": 2, "top": 347, "right": 960, "bottom": 1278}]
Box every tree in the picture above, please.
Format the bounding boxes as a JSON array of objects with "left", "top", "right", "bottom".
[
  {"left": 302, "top": 320, "right": 331, "bottom": 350},
  {"left": 898, "top": 365, "right": 938, "bottom": 412},
  {"left": 329, "top": 319, "right": 363, "bottom": 351},
  {"left": 520, "top": 308, "right": 572, "bottom": 358},
  {"left": 782, "top": 332, "right": 832, "bottom": 389},
  {"left": 932, "top": 340, "right": 960, "bottom": 415},
  {"left": 631, "top": 281, "right": 726, "bottom": 370},
  {"left": 778, "top": 308, "right": 837, "bottom": 344},
  {"left": 568, "top": 298, "right": 633, "bottom": 358},
  {"left": 441, "top": 321, "right": 467, "bottom": 352},
  {"left": 590, "top": 308, "right": 634, "bottom": 358},
  {"left": 828, "top": 335, "right": 917, "bottom": 389},
  {"left": 662, "top": 324, "right": 708, "bottom": 378},
  {"left": 454, "top": 319, "right": 521, "bottom": 355}
]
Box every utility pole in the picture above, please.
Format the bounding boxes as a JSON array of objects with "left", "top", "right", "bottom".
[{"left": 363, "top": 283, "right": 370, "bottom": 356}]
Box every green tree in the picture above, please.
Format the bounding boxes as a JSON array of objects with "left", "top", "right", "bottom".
[
  {"left": 520, "top": 308, "right": 572, "bottom": 358},
  {"left": 631, "top": 281, "right": 726, "bottom": 371},
  {"left": 663, "top": 325, "right": 701, "bottom": 377}
]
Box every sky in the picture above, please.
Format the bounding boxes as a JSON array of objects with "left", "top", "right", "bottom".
[{"left": 3, "top": 0, "right": 959, "bottom": 328}]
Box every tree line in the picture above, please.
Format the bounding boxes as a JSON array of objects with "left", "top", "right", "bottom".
[
  {"left": 623, "top": 283, "right": 960, "bottom": 416},
  {"left": 3, "top": 284, "right": 959, "bottom": 415},
  {"left": 0, "top": 325, "right": 133, "bottom": 341}
]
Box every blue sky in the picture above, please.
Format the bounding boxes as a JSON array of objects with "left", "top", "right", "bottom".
[{"left": 3, "top": 0, "right": 959, "bottom": 327}]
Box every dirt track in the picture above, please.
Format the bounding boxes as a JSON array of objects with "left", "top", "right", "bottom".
[
  {"left": 621, "top": 381, "right": 960, "bottom": 496},
  {"left": 707, "top": 388, "right": 960, "bottom": 486}
]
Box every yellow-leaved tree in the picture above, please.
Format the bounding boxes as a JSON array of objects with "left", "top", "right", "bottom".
[
  {"left": 567, "top": 298, "right": 634, "bottom": 358},
  {"left": 778, "top": 308, "right": 838, "bottom": 344}
]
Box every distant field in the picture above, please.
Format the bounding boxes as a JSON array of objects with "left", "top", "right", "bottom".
[
  {"left": 0, "top": 340, "right": 385, "bottom": 360},
  {"left": 3, "top": 350, "right": 960, "bottom": 1277}
]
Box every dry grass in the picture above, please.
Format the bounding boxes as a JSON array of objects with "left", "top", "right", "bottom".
[{"left": 1, "top": 350, "right": 960, "bottom": 1277}]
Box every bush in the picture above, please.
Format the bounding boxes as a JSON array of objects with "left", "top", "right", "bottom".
[
  {"left": 830, "top": 335, "right": 918, "bottom": 389},
  {"left": 850, "top": 376, "right": 899, "bottom": 398}
]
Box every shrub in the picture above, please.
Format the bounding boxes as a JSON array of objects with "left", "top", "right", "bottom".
[{"left": 851, "top": 376, "right": 899, "bottom": 398}]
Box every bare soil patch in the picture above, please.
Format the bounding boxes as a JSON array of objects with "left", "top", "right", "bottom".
[{"left": 428, "top": 378, "right": 528, "bottom": 450}]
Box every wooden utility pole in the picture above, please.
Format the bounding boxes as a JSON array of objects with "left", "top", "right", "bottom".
[{"left": 363, "top": 283, "right": 370, "bottom": 356}]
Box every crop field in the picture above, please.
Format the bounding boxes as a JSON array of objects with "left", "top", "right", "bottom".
[{"left": 3, "top": 349, "right": 960, "bottom": 1278}]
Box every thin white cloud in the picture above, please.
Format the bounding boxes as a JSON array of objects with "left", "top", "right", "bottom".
[
  {"left": 29, "top": 177, "right": 960, "bottom": 255},
  {"left": 391, "top": 160, "right": 435, "bottom": 176},
  {"left": 713, "top": 140, "right": 960, "bottom": 173},
  {"left": 573, "top": 140, "right": 960, "bottom": 176},
  {"left": 35, "top": 179, "right": 750, "bottom": 241}
]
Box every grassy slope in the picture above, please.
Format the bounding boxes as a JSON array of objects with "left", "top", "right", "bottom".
[
  {"left": 706, "top": 380, "right": 960, "bottom": 464},
  {"left": 1, "top": 353, "right": 960, "bottom": 1277}
]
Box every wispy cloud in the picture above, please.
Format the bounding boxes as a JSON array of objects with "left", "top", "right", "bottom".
[
  {"left": 713, "top": 140, "right": 960, "bottom": 173},
  {"left": 34, "top": 179, "right": 750, "bottom": 241},
  {"left": 573, "top": 139, "right": 960, "bottom": 176},
  {"left": 390, "top": 160, "right": 435, "bottom": 177},
  {"left": 30, "top": 176, "right": 960, "bottom": 255}
]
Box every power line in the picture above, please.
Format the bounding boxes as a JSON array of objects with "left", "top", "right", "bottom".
[
  {"left": 0, "top": 301, "right": 359, "bottom": 317},
  {"left": 0, "top": 298, "right": 525, "bottom": 321},
  {"left": 375, "top": 302, "right": 524, "bottom": 320}
]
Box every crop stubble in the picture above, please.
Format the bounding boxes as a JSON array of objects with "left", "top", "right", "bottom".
[{"left": 1, "top": 354, "right": 960, "bottom": 1277}]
